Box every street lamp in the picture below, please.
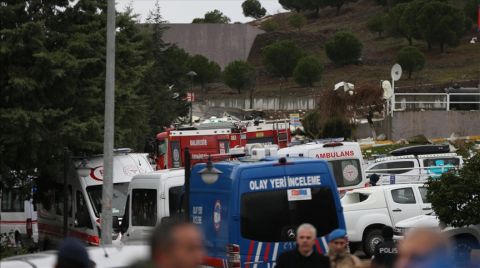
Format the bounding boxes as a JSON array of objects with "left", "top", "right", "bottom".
[
  {"left": 198, "top": 155, "right": 222, "bottom": 184},
  {"left": 186, "top": 71, "right": 197, "bottom": 125}
]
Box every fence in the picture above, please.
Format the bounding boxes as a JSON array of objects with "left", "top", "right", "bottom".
[{"left": 393, "top": 92, "right": 480, "bottom": 111}]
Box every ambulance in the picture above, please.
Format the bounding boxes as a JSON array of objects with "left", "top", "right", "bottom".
[
  {"left": 121, "top": 156, "right": 346, "bottom": 268},
  {"left": 36, "top": 150, "right": 153, "bottom": 249},
  {"left": 277, "top": 141, "right": 367, "bottom": 191}
]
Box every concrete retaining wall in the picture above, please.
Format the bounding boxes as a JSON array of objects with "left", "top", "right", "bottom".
[
  {"left": 163, "top": 24, "right": 264, "bottom": 69},
  {"left": 205, "top": 96, "right": 316, "bottom": 110},
  {"left": 356, "top": 111, "right": 480, "bottom": 139}
]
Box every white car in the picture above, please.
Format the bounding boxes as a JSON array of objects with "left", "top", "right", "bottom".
[
  {"left": 394, "top": 213, "right": 480, "bottom": 255},
  {"left": 0, "top": 244, "right": 150, "bottom": 268},
  {"left": 366, "top": 153, "right": 463, "bottom": 184},
  {"left": 341, "top": 184, "right": 432, "bottom": 256}
]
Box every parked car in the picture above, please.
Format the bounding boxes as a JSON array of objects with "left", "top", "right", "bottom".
[
  {"left": 341, "top": 184, "right": 432, "bottom": 256},
  {"left": 365, "top": 153, "right": 463, "bottom": 184},
  {"left": 0, "top": 244, "right": 149, "bottom": 268},
  {"left": 394, "top": 212, "right": 480, "bottom": 265}
]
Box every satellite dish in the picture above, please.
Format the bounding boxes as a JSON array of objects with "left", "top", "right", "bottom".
[
  {"left": 391, "top": 64, "right": 402, "bottom": 81},
  {"left": 382, "top": 80, "right": 393, "bottom": 99}
]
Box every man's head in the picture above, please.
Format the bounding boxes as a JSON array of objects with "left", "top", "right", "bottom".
[
  {"left": 296, "top": 223, "right": 317, "bottom": 256},
  {"left": 328, "top": 229, "right": 348, "bottom": 255},
  {"left": 382, "top": 226, "right": 394, "bottom": 240},
  {"left": 395, "top": 228, "right": 447, "bottom": 268},
  {"left": 55, "top": 237, "right": 93, "bottom": 268},
  {"left": 150, "top": 219, "right": 205, "bottom": 268}
]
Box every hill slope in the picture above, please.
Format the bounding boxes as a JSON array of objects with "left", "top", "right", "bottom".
[{"left": 212, "top": 0, "right": 479, "bottom": 97}]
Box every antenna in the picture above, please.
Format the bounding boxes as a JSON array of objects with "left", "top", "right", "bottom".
[
  {"left": 389, "top": 64, "right": 402, "bottom": 117},
  {"left": 382, "top": 80, "right": 393, "bottom": 99},
  {"left": 391, "top": 64, "right": 402, "bottom": 81}
]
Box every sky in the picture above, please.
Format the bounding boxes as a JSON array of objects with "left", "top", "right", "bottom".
[{"left": 116, "top": 0, "right": 286, "bottom": 23}]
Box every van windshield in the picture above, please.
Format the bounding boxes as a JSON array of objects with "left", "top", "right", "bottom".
[
  {"left": 241, "top": 187, "right": 339, "bottom": 242},
  {"left": 87, "top": 183, "right": 129, "bottom": 217},
  {"left": 327, "top": 159, "right": 362, "bottom": 187}
]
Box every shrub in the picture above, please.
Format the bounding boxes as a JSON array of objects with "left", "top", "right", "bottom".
[
  {"left": 293, "top": 56, "right": 323, "bottom": 87},
  {"left": 262, "top": 40, "right": 305, "bottom": 80},
  {"left": 396, "top": 46, "right": 425, "bottom": 78},
  {"left": 288, "top": 13, "right": 307, "bottom": 31},
  {"left": 325, "top": 31, "right": 363, "bottom": 66}
]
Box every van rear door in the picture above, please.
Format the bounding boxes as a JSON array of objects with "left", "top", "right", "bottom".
[{"left": 238, "top": 161, "right": 344, "bottom": 267}]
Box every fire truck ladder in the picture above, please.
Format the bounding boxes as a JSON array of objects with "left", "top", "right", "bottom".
[{"left": 275, "top": 119, "right": 290, "bottom": 144}]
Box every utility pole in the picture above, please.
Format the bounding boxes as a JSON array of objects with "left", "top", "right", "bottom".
[{"left": 101, "top": 0, "right": 116, "bottom": 245}]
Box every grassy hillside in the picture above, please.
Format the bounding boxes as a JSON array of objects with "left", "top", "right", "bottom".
[{"left": 209, "top": 0, "right": 479, "bottom": 97}]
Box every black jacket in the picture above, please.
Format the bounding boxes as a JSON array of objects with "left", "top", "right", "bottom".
[
  {"left": 276, "top": 249, "right": 331, "bottom": 268},
  {"left": 372, "top": 239, "right": 398, "bottom": 268}
]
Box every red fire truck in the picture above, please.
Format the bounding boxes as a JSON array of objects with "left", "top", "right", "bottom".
[{"left": 153, "top": 120, "right": 290, "bottom": 170}]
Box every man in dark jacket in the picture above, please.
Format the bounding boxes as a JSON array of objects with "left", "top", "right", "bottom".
[
  {"left": 372, "top": 226, "right": 397, "bottom": 268},
  {"left": 276, "top": 223, "right": 330, "bottom": 268}
]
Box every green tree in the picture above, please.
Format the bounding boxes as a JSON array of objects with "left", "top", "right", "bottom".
[
  {"left": 261, "top": 19, "right": 280, "bottom": 32},
  {"left": 302, "top": 110, "right": 324, "bottom": 139},
  {"left": 262, "top": 40, "right": 305, "bottom": 80},
  {"left": 242, "top": 0, "right": 267, "bottom": 19},
  {"left": 223, "top": 61, "right": 256, "bottom": 94},
  {"left": 464, "top": 0, "right": 479, "bottom": 21},
  {"left": 293, "top": 56, "right": 323, "bottom": 87},
  {"left": 417, "top": 1, "right": 466, "bottom": 52},
  {"left": 386, "top": 3, "right": 415, "bottom": 45},
  {"left": 367, "top": 13, "right": 386, "bottom": 37},
  {"left": 187, "top": 55, "right": 221, "bottom": 91},
  {"left": 427, "top": 154, "right": 480, "bottom": 227},
  {"left": 288, "top": 13, "right": 307, "bottom": 31},
  {"left": 279, "top": 0, "right": 304, "bottom": 12},
  {"left": 396, "top": 46, "right": 425, "bottom": 78},
  {"left": 323, "top": 0, "right": 358, "bottom": 16},
  {"left": 325, "top": 31, "right": 363, "bottom": 66},
  {"left": 192, "top": 9, "right": 231, "bottom": 23}
]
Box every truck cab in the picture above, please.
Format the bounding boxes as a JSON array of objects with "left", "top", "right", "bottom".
[
  {"left": 120, "top": 169, "right": 184, "bottom": 243},
  {"left": 341, "top": 184, "right": 431, "bottom": 256}
]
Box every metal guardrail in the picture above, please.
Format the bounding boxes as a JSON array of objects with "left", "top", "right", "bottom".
[{"left": 393, "top": 92, "right": 480, "bottom": 111}]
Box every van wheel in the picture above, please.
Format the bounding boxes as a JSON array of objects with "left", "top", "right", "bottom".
[{"left": 363, "top": 229, "right": 383, "bottom": 257}]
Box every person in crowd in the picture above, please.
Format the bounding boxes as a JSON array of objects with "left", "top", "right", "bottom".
[
  {"left": 276, "top": 223, "right": 330, "bottom": 268},
  {"left": 149, "top": 219, "right": 205, "bottom": 268},
  {"left": 327, "top": 229, "right": 362, "bottom": 268},
  {"left": 55, "top": 237, "right": 94, "bottom": 268},
  {"left": 372, "top": 226, "right": 397, "bottom": 268},
  {"left": 369, "top": 173, "right": 380, "bottom": 186},
  {"left": 395, "top": 227, "right": 453, "bottom": 268}
]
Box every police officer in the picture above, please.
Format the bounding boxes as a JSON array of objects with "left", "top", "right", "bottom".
[
  {"left": 276, "top": 223, "right": 330, "bottom": 268},
  {"left": 372, "top": 226, "right": 397, "bottom": 268}
]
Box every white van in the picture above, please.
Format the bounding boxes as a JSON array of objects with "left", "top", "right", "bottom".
[
  {"left": 277, "top": 141, "right": 367, "bottom": 191},
  {"left": 120, "top": 169, "right": 184, "bottom": 243},
  {"left": 366, "top": 153, "right": 463, "bottom": 184},
  {"left": 37, "top": 150, "right": 154, "bottom": 248}
]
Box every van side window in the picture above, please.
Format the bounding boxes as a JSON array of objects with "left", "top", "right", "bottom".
[
  {"left": 370, "top": 161, "right": 414, "bottom": 175},
  {"left": 391, "top": 188, "right": 416, "bottom": 204},
  {"left": 418, "top": 187, "right": 429, "bottom": 203},
  {"left": 76, "top": 191, "right": 93, "bottom": 229},
  {"left": 168, "top": 186, "right": 183, "bottom": 216},
  {"left": 327, "top": 159, "right": 362, "bottom": 187},
  {"left": 132, "top": 189, "right": 157, "bottom": 226},
  {"left": 1, "top": 189, "right": 24, "bottom": 212}
]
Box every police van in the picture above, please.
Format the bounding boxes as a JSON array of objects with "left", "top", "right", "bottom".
[
  {"left": 190, "top": 157, "right": 345, "bottom": 267},
  {"left": 121, "top": 157, "right": 345, "bottom": 267},
  {"left": 37, "top": 150, "right": 153, "bottom": 248},
  {"left": 277, "top": 141, "right": 367, "bottom": 191}
]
